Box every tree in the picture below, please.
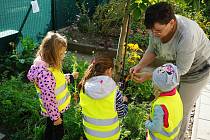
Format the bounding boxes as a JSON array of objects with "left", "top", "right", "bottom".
[{"left": 114, "top": 0, "right": 157, "bottom": 81}]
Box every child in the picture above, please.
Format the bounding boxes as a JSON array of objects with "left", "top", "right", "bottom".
[
  {"left": 78, "top": 53, "right": 128, "bottom": 140},
  {"left": 145, "top": 63, "right": 183, "bottom": 140},
  {"left": 27, "top": 32, "right": 78, "bottom": 140}
]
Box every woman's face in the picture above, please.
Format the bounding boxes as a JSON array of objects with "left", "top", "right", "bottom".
[{"left": 150, "top": 19, "right": 175, "bottom": 39}]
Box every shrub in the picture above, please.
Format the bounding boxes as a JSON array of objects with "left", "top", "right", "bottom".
[
  {"left": 92, "top": 0, "right": 126, "bottom": 36},
  {"left": 0, "top": 75, "right": 44, "bottom": 139},
  {"left": 120, "top": 102, "right": 150, "bottom": 140},
  {"left": 0, "top": 37, "right": 37, "bottom": 81}
]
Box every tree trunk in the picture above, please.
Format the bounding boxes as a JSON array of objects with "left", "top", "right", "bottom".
[{"left": 114, "top": 0, "right": 130, "bottom": 82}]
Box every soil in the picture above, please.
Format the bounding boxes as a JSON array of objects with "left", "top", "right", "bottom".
[{"left": 58, "top": 25, "right": 119, "bottom": 49}]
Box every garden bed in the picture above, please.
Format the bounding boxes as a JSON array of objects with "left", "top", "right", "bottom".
[
  {"left": 58, "top": 26, "right": 119, "bottom": 57},
  {"left": 68, "top": 41, "right": 117, "bottom": 57}
]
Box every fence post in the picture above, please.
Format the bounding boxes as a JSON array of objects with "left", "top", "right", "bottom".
[{"left": 51, "top": 0, "right": 56, "bottom": 32}]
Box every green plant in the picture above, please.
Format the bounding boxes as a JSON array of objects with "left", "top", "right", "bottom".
[
  {"left": 63, "top": 104, "right": 83, "bottom": 140},
  {"left": 75, "top": 0, "right": 97, "bottom": 33},
  {"left": 120, "top": 102, "right": 150, "bottom": 140},
  {"left": 202, "top": 0, "right": 210, "bottom": 21},
  {"left": 13, "top": 36, "right": 37, "bottom": 66},
  {"left": 63, "top": 52, "right": 89, "bottom": 80},
  {"left": 174, "top": 1, "right": 210, "bottom": 35},
  {"left": 0, "top": 75, "right": 45, "bottom": 139},
  {"left": 0, "top": 37, "right": 37, "bottom": 81},
  {"left": 93, "top": 0, "right": 126, "bottom": 36},
  {"left": 121, "top": 43, "right": 153, "bottom": 103},
  {"left": 128, "top": 20, "right": 149, "bottom": 49}
]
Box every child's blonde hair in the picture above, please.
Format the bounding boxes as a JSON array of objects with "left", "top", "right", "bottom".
[
  {"left": 78, "top": 52, "right": 114, "bottom": 91},
  {"left": 36, "top": 32, "right": 67, "bottom": 69}
]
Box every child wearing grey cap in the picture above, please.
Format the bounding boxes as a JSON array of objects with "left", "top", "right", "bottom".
[{"left": 146, "top": 63, "right": 183, "bottom": 140}]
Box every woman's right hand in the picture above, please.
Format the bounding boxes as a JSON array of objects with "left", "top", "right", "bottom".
[{"left": 130, "top": 63, "right": 143, "bottom": 74}]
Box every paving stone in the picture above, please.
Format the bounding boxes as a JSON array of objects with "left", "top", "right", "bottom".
[
  {"left": 200, "top": 95, "right": 210, "bottom": 105},
  {"left": 191, "top": 79, "right": 210, "bottom": 140},
  {"left": 201, "top": 91, "right": 210, "bottom": 98},
  {"left": 196, "top": 119, "right": 210, "bottom": 140},
  {"left": 198, "top": 103, "right": 210, "bottom": 121}
]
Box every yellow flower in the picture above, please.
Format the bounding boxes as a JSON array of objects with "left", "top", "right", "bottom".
[
  {"left": 133, "top": 44, "right": 140, "bottom": 51},
  {"left": 130, "top": 52, "right": 140, "bottom": 59},
  {"left": 127, "top": 43, "right": 134, "bottom": 49},
  {"left": 127, "top": 43, "right": 143, "bottom": 52},
  {"left": 128, "top": 58, "right": 135, "bottom": 64}
]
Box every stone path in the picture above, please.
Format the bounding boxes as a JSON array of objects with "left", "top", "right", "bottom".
[{"left": 191, "top": 79, "right": 210, "bottom": 140}]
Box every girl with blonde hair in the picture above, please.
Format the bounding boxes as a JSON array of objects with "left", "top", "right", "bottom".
[{"left": 27, "top": 32, "right": 78, "bottom": 140}]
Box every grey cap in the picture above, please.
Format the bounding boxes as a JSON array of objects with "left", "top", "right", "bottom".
[{"left": 152, "top": 63, "right": 179, "bottom": 92}]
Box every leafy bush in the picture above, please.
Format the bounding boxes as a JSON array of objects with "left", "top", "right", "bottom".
[
  {"left": 92, "top": 0, "right": 126, "bottom": 36},
  {"left": 173, "top": 1, "right": 210, "bottom": 37},
  {"left": 121, "top": 43, "right": 154, "bottom": 103},
  {"left": 120, "top": 103, "right": 150, "bottom": 140},
  {"left": 75, "top": 0, "right": 98, "bottom": 34},
  {"left": 63, "top": 104, "right": 83, "bottom": 140},
  {"left": 128, "top": 21, "right": 149, "bottom": 49},
  {"left": 63, "top": 52, "right": 89, "bottom": 80},
  {"left": 0, "top": 75, "right": 44, "bottom": 139},
  {"left": 0, "top": 37, "right": 37, "bottom": 81}
]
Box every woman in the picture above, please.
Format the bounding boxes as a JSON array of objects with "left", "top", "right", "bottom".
[{"left": 130, "top": 2, "right": 210, "bottom": 139}]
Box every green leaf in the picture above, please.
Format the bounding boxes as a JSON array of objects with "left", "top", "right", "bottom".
[
  {"left": 130, "top": 2, "right": 139, "bottom": 10},
  {"left": 140, "top": 3, "right": 148, "bottom": 10},
  {"left": 133, "top": 8, "right": 141, "bottom": 21},
  {"left": 135, "top": 0, "right": 143, "bottom": 4}
]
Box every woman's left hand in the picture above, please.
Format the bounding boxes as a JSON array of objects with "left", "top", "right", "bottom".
[{"left": 132, "top": 72, "right": 152, "bottom": 83}]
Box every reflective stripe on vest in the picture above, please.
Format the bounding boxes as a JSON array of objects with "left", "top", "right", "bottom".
[
  {"left": 84, "top": 125, "right": 120, "bottom": 138},
  {"left": 83, "top": 114, "right": 118, "bottom": 126},
  {"left": 149, "top": 121, "right": 182, "bottom": 140}
]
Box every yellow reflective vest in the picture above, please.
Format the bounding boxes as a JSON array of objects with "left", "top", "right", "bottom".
[
  {"left": 35, "top": 67, "right": 71, "bottom": 113},
  {"left": 80, "top": 87, "right": 120, "bottom": 140},
  {"left": 147, "top": 89, "right": 183, "bottom": 140}
]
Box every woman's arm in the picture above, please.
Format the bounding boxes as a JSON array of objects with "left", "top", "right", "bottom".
[{"left": 130, "top": 51, "right": 156, "bottom": 74}]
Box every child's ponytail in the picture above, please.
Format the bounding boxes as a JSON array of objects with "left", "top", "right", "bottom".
[
  {"left": 78, "top": 60, "right": 96, "bottom": 91},
  {"left": 78, "top": 53, "right": 114, "bottom": 92}
]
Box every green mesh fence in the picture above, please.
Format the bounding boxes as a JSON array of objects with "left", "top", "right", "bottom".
[
  {"left": 0, "top": 0, "right": 108, "bottom": 52},
  {"left": 0, "top": 0, "right": 51, "bottom": 41}
]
